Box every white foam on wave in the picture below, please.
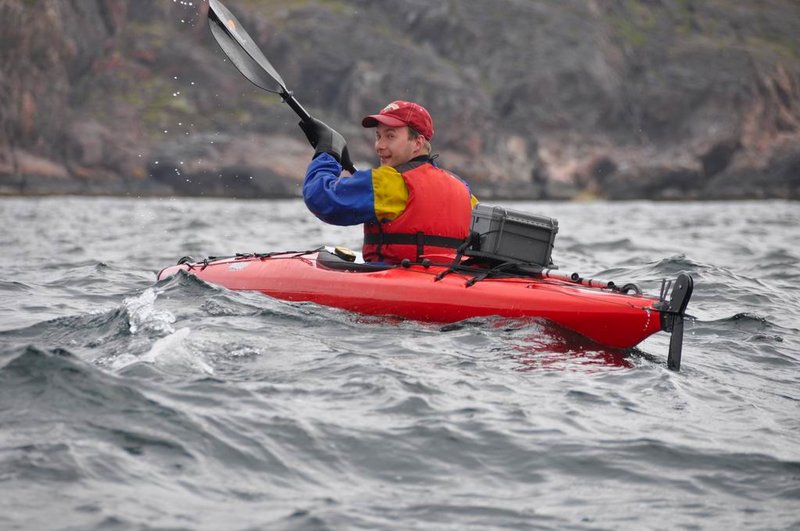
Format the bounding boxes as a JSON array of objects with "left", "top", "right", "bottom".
[
  {"left": 123, "top": 288, "right": 176, "bottom": 336},
  {"left": 112, "top": 288, "right": 214, "bottom": 375},
  {"left": 111, "top": 327, "right": 214, "bottom": 375},
  {"left": 142, "top": 327, "right": 214, "bottom": 375}
]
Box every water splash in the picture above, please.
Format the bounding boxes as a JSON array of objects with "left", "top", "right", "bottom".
[
  {"left": 122, "top": 288, "right": 175, "bottom": 336},
  {"left": 110, "top": 327, "right": 213, "bottom": 375}
]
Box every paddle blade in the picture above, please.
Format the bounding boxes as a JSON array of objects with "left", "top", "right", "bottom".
[{"left": 207, "top": 0, "right": 286, "bottom": 93}]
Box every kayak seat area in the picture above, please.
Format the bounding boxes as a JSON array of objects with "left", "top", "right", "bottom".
[{"left": 316, "top": 250, "right": 396, "bottom": 273}]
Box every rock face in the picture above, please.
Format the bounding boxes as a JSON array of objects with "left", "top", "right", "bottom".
[{"left": 1, "top": 0, "right": 799, "bottom": 199}]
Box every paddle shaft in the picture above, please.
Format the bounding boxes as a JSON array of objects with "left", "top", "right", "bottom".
[{"left": 280, "top": 90, "right": 312, "bottom": 124}]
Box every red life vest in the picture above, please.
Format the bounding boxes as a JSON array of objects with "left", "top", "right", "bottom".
[{"left": 363, "top": 160, "right": 473, "bottom": 263}]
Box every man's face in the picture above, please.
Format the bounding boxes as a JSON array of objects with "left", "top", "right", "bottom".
[{"left": 374, "top": 124, "right": 424, "bottom": 167}]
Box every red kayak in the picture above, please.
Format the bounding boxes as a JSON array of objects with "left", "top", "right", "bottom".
[{"left": 157, "top": 248, "right": 693, "bottom": 369}]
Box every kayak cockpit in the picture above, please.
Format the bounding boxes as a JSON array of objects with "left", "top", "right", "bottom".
[{"left": 315, "top": 250, "right": 396, "bottom": 272}]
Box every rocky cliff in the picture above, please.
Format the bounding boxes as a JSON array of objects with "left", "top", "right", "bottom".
[{"left": 1, "top": 0, "right": 799, "bottom": 199}]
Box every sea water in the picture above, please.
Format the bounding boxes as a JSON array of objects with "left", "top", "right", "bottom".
[{"left": 1, "top": 197, "right": 798, "bottom": 530}]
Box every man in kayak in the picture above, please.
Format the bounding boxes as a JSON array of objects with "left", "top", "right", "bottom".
[{"left": 301, "top": 100, "right": 479, "bottom": 264}]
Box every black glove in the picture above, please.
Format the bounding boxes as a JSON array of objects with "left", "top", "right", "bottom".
[
  {"left": 298, "top": 118, "right": 356, "bottom": 173},
  {"left": 298, "top": 117, "right": 321, "bottom": 148}
]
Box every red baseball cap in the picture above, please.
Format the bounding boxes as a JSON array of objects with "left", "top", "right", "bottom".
[{"left": 361, "top": 100, "right": 434, "bottom": 141}]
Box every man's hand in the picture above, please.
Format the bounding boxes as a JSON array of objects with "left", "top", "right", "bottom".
[
  {"left": 298, "top": 118, "right": 321, "bottom": 148},
  {"left": 299, "top": 118, "right": 355, "bottom": 172}
]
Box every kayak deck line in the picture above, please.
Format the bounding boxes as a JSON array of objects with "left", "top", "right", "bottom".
[{"left": 157, "top": 249, "right": 694, "bottom": 370}]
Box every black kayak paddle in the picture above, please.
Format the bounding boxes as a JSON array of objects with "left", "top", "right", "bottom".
[
  {"left": 207, "top": 0, "right": 310, "bottom": 121},
  {"left": 206, "top": 0, "right": 356, "bottom": 172}
]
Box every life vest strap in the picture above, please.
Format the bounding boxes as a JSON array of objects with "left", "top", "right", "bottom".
[{"left": 363, "top": 232, "right": 466, "bottom": 250}]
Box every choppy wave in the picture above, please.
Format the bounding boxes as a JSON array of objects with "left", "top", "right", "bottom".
[{"left": 1, "top": 197, "right": 799, "bottom": 530}]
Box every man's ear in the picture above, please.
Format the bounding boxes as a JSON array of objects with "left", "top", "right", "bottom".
[{"left": 414, "top": 133, "right": 426, "bottom": 151}]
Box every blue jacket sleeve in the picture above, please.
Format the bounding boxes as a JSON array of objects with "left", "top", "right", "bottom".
[{"left": 303, "top": 153, "right": 378, "bottom": 226}]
